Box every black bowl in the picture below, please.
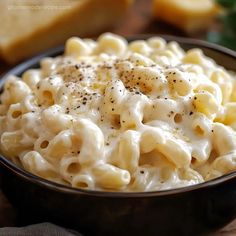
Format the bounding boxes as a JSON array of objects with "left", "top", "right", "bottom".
[{"left": 1, "top": 35, "right": 236, "bottom": 236}]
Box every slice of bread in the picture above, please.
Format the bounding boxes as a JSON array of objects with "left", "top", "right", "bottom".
[{"left": 0, "top": 0, "right": 133, "bottom": 64}]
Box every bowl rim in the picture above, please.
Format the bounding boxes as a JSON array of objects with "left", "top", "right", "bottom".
[{"left": 1, "top": 34, "right": 236, "bottom": 198}]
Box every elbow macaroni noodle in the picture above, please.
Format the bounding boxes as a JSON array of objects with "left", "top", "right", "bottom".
[{"left": 1, "top": 33, "right": 236, "bottom": 191}]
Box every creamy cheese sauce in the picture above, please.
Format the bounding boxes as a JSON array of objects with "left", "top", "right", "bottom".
[{"left": 1, "top": 33, "right": 236, "bottom": 191}]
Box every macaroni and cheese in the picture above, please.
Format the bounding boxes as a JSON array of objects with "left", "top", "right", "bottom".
[{"left": 1, "top": 33, "right": 236, "bottom": 191}]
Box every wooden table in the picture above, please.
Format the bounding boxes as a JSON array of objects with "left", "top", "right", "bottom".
[{"left": 1, "top": 0, "right": 236, "bottom": 234}]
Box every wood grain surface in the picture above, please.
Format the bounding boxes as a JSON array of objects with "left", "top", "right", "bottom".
[{"left": 1, "top": 0, "right": 236, "bottom": 234}]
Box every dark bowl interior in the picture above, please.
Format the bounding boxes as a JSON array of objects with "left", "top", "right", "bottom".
[{"left": 1, "top": 35, "right": 236, "bottom": 236}]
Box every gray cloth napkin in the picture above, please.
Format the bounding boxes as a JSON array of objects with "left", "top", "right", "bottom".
[{"left": 0, "top": 223, "right": 83, "bottom": 236}]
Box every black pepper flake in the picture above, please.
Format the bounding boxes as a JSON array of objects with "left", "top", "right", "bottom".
[
  {"left": 111, "top": 87, "right": 114, "bottom": 89},
  {"left": 82, "top": 102, "right": 86, "bottom": 105},
  {"left": 164, "top": 98, "right": 167, "bottom": 100},
  {"left": 194, "top": 97, "right": 197, "bottom": 100},
  {"left": 140, "top": 170, "right": 144, "bottom": 174},
  {"left": 211, "top": 130, "right": 214, "bottom": 132},
  {"left": 135, "top": 92, "right": 139, "bottom": 94},
  {"left": 112, "top": 108, "right": 114, "bottom": 111},
  {"left": 189, "top": 111, "right": 193, "bottom": 116},
  {"left": 173, "top": 80, "right": 176, "bottom": 83},
  {"left": 66, "top": 107, "right": 70, "bottom": 114},
  {"left": 75, "top": 65, "right": 79, "bottom": 69},
  {"left": 106, "top": 142, "right": 110, "bottom": 146},
  {"left": 77, "top": 151, "right": 80, "bottom": 154}
]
